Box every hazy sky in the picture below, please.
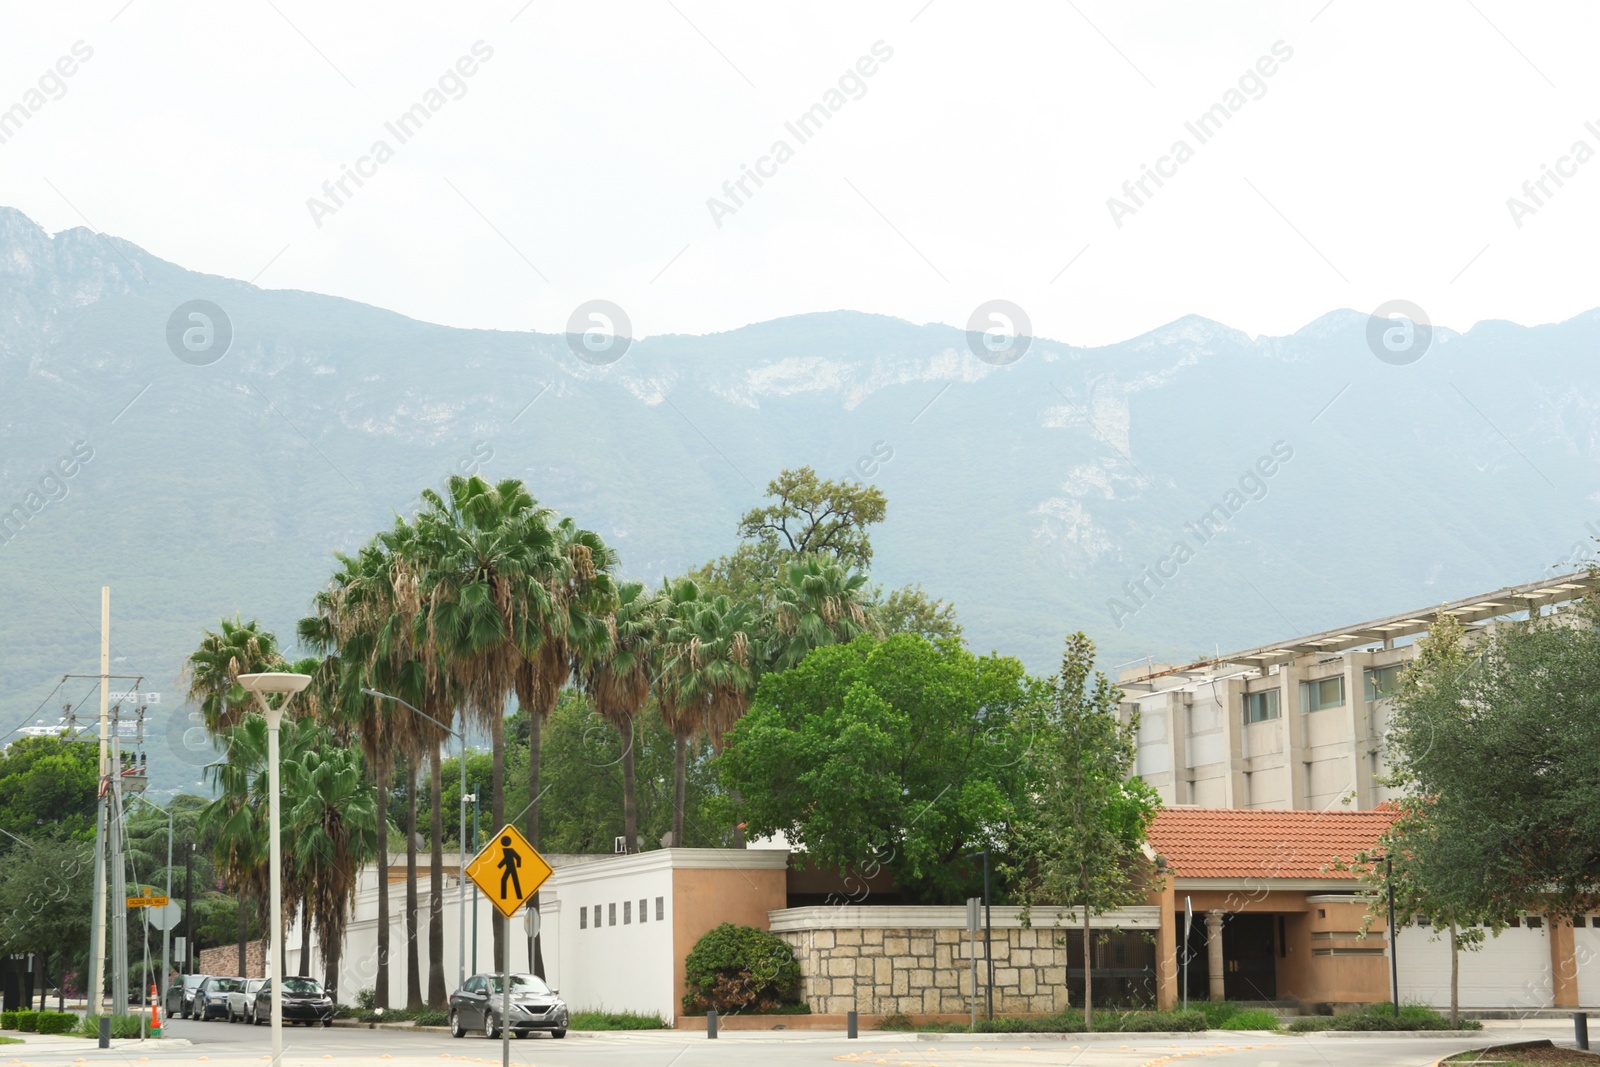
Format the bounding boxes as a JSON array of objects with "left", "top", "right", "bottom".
[{"left": 3, "top": 1, "right": 1596, "bottom": 345}]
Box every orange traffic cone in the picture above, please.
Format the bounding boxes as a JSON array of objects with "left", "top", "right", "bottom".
[{"left": 150, "top": 985, "right": 161, "bottom": 1036}]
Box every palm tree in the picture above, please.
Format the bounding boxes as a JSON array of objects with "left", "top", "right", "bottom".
[
  {"left": 766, "top": 557, "right": 874, "bottom": 671},
  {"left": 409, "top": 476, "right": 553, "bottom": 973},
  {"left": 184, "top": 616, "right": 284, "bottom": 731},
  {"left": 282, "top": 732, "right": 379, "bottom": 1000},
  {"left": 186, "top": 617, "right": 287, "bottom": 972},
  {"left": 299, "top": 535, "right": 431, "bottom": 1009},
  {"left": 513, "top": 516, "right": 617, "bottom": 973},
  {"left": 579, "top": 580, "right": 658, "bottom": 853},
  {"left": 659, "top": 589, "right": 759, "bottom": 846}
]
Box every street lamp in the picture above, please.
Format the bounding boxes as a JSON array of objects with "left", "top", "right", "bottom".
[
  {"left": 239, "top": 671, "right": 311, "bottom": 1067},
  {"left": 361, "top": 689, "right": 469, "bottom": 991}
]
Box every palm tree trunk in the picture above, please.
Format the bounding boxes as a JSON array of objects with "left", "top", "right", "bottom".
[
  {"left": 1082, "top": 904, "right": 1093, "bottom": 1032},
  {"left": 299, "top": 907, "right": 312, "bottom": 977},
  {"left": 428, "top": 747, "right": 447, "bottom": 1008},
  {"left": 237, "top": 894, "right": 248, "bottom": 976},
  {"left": 672, "top": 732, "right": 688, "bottom": 847},
  {"left": 405, "top": 761, "right": 423, "bottom": 1011},
  {"left": 491, "top": 716, "right": 506, "bottom": 973},
  {"left": 527, "top": 713, "right": 544, "bottom": 978},
  {"left": 375, "top": 775, "right": 390, "bottom": 1008},
  {"left": 325, "top": 923, "right": 342, "bottom": 1003},
  {"left": 619, "top": 715, "right": 638, "bottom": 853}
]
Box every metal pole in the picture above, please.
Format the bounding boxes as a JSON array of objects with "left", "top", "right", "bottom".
[
  {"left": 110, "top": 728, "right": 128, "bottom": 1015},
  {"left": 161, "top": 808, "right": 172, "bottom": 1002},
  {"left": 266, "top": 701, "right": 285, "bottom": 1067},
  {"left": 982, "top": 852, "right": 993, "bottom": 1020},
  {"left": 1387, "top": 856, "right": 1399, "bottom": 1019},
  {"left": 471, "top": 790, "right": 479, "bottom": 975},
  {"left": 184, "top": 845, "right": 194, "bottom": 976},
  {"left": 969, "top": 919, "right": 977, "bottom": 1031},
  {"left": 1182, "top": 897, "right": 1191, "bottom": 1014},
  {"left": 458, "top": 733, "right": 466, "bottom": 991},
  {"left": 89, "top": 587, "right": 110, "bottom": 1016},
  {"left": 502, "top": 974, "right": 511, "bottom": 1066},
  {"left": 1576, "top": 1012, "right": 1590, "bottom": 1051}
]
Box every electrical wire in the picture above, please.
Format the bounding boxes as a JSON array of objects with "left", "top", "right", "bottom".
[{"left": 0, "top": 676, "right": 70, "bottom": 744}]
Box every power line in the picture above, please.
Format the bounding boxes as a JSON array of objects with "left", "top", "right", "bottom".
[{"left": 0, "top": 676, "right": 69, "bottom": 744}]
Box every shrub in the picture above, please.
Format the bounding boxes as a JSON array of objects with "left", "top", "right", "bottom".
[
  {"left": 414, "top": 1011, "right": 448, "bottom": 1027},
  {"left": 34, "top": 1013, "right": 78, "bottom": 1035},
  {"left": 15, "top": 1012, "right": 38, "bottom": 1032},
  {"left": 0, "top": 1012, "right": 15, "bottom": 1031},
  {"left": 76, "top": 1014, "right": 148, "bottom": 1039},
  {"left": 566, "top": 1011, "right": 669, "bottom": 1030},
  {"left": 1289, "top": 1004, "right": 1478, "bottom": 1032},
  {"left": 356, "top": 988, "right": 376, "bottom": 1010},
  {"left": 1219, "top": 1008, "right": 1280, "bottom": 1030},
  {"left": 682, "top": 923, "right": 801, "bottom": 1014}
]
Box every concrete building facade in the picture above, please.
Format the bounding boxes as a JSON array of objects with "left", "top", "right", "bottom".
[{"left": 1118, "top": 573, "right": 1599, "bottom": 811}]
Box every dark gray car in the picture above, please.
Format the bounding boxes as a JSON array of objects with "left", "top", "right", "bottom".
[
  {"left": 448, "top": 973, "right": 567, "bottom": 1039},
  {"left": 166, "top": 974, "right": 208, "bottom": 1020}
]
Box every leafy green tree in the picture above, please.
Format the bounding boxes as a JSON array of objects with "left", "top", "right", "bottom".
[
  {"left": 0, "top": 735, "right": 98, "bottom": 842},
  {"left": 183, "top": 616, "right": 284, "bottom": 732},
  {"left": 695, "top": 467, "right": 886, "bottom": 597},
  {"left": 721, "top": 634, "right": 1035, "bottom": 903},
  {"left": 1386, "top": 601, "right": 1600, "bottom": 924},
  {"left": 0, "top": 838, "right": 94, "bottom": 1007},
  {"left": 872, "top": 583, "right": 963, "bottom": 644},
  {"left": 765, "top": 558, "right": 875, "bottom": 671},
  {"left": 1006, "top": 632, "right": 1160, "bottom": 1032}
]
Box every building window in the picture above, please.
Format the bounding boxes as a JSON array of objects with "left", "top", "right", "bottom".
[
  {"left": 624, "top": 900, "right": 632, "bottom": 924},
  {"left": 1243, "top": 690, "right": 1280, "bottom": 724},
  {"left": 639, "top": 898, "right": 648, "bottom": 923},
  {"left": 594, "top": 904, "right": 602, "bottom": 928},
  {"left": 1364, "top": 664, "right": 1404, "bottom": 701},
  {"left": 580, "top": 908, "right": 587, "bottom": 930},
  {"left": 1300, "top": 675, "right": 1345, "bottom": 712},
  {"left": 656, "top": 896, "right": 664, "bottom": 921},
  {"left": 609, "top": 903, "right": 617, "bottom": 926}
]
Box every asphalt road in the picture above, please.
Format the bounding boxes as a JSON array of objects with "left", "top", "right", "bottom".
[{"left": 3, "top": 1017, "right": 1578, "bottom": 1067}]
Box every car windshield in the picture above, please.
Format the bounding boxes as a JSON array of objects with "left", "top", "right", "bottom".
[
  {"left": 485, "top": 974, "right": 550, "bottom": 995},
  {"left": 275, "top": 978, "right": 323, "bottom": 995},
  {"left": 184, "top": 976, "right": 206, "bottom": 990},
  {"left": 213, "top": 978, "right": 244, "bottom": 993}
]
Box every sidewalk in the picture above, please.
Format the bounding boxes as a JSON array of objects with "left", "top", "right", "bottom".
[{"left": 3, "top": 1033, "right": 192, "bottom": 1051}]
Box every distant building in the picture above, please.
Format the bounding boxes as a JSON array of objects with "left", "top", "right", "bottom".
[{"left": 1116, "top": 573, "right": 1599, "bottom": 811}]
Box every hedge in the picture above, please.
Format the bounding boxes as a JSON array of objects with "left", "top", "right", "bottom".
[{"left": 682, "top": 922, "right": 802, "bottom": 1014}]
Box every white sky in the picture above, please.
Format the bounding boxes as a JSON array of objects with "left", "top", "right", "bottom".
[{"left": 2, "top": 0, "right": 1597, "bottom": 346}]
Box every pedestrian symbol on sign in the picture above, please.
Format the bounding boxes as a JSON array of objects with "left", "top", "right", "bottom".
[{"left": 465, "top": 823, "right": 551, "bottom": 919}]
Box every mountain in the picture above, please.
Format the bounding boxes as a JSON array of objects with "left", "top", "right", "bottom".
[{"left": 1, "top": 205, "right": 1594, "bottom": 791}]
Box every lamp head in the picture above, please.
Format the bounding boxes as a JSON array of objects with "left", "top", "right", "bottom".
[{"left": 238, "top": 672, "right": 312, "bottom": 695}]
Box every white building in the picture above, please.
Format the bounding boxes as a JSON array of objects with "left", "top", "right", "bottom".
[{"left": 1117, "top": 573, "right": 1599, "bottom": 811}]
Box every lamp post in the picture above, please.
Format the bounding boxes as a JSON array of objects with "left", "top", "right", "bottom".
[
  {"left": 361, "top": 689, "right": 468, "bottom": 991},
  {"left": 239, "top": 671, "right": 312, "bottom": 1067}
]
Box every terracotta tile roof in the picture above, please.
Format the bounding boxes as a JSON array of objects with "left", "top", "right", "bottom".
[{"left": 1147, "top": 807, "right": 1396, "bottom": 881}]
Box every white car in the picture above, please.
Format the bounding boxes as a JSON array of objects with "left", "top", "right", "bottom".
[{"left": 227, "top": 979, "right": 265, "bottom": 1023}]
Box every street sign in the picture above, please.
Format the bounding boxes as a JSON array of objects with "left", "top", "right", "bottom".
[
  {"left": 149, "top": 901, "right": 182, "bottom": 931},
  {"left": 523, "top": 907, "right": 541, "bottom": 939},
  {"left": 126, "top": 895, "right": 170, "bottom": 909},
  {"left": 465, "top": 823, "right": 551, "bottom": 920}
]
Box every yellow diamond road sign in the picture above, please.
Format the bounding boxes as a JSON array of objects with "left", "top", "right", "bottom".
[{"left": 466, "top": 823, "right": 551, "bottom": 920}]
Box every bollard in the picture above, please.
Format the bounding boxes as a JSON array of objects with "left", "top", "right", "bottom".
[
  {"left": 98, "top": 1015, "right": 111, "bottom": 1049},
  {"left": 706, "top": 1008, "right": 717, "bottom": 1039},
  {"left": 847, "top": 1010, "right": 858, "bottom": 1039},
  {"left": 1576, "top": 1012, "right": 1590, "bottom": 1051}
]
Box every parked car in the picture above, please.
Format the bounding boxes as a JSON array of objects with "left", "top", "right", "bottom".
[
  {"left": 448, "top": 973, "right": 567, "bottom": 1040},
  {"left": 192, "top": 976, "right": 246, "bottom": 1020},
  {"left": 166, "top": 974, "right": 208, "bottom": 1020},
  {"left": 251, "top": 977, "right": 334, "bottom": 1027},
  {"left": 226, "top": 979, "right": 264, "bottom": 1022}
]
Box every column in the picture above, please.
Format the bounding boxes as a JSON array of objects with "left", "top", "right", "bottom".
[
  {"left": 1206, "top": 910, "right": 1226, "bottom": 1002},
  {"left": 1551, "top": 919, "right": 1578, "bottom": 1008}
]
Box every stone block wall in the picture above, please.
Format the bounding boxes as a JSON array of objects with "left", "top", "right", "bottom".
[
  {"left": 770, "top": 904, "right": 1160, "bottom": 1016},
  {"left": 198, "top": 939, "right": 265, "bottom": 978}
]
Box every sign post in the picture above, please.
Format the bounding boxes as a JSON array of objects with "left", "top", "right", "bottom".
[
  {"left": 965, "top": 897, "right": 981, "bottom": 1032},
  {"left": 1183, "top": 896, "right": 1192, "bottom": 1014},
  {"left": 464, "top": 824, "right": 552, "bottom": 1067}
]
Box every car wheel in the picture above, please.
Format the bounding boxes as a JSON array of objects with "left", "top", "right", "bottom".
[
  {"left": 323, "top": 1019, "right": 333, "bottom": 1028},
  {"left": 513, "top": 1030, "right": 528, "bottom": 1039},
  {"left": 449, "top": 1011, "right": 466, "bottom": 1039},
  {"left": 552, "top": 1029, "right": 567, "bottom": 1039},
  {"left": 484, "top": 1014, "right": 498, "bottom": 1040}
]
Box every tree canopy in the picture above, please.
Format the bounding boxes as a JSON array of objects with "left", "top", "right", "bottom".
[
  {"left": 720, "top": 633, "right": 1036, "bottom": 903},
  {"left": 0, "top": 734, "right": 98, "bottom": 842}
]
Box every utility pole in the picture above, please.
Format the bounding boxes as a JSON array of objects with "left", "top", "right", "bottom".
[
  {"left": 184, "top": 845, "right": 195, "bottom": 976},
  {"left": 110, "top": 713, "right": 128, "bottom": 1015},
  {"left": 88, "top": 587, "right": 110, "bottom": 1016}
]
